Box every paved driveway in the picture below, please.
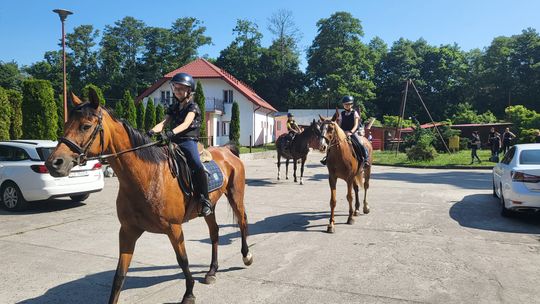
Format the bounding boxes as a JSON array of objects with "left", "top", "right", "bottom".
[{"left": 1, "top": 152, "right": 540, "bottom": 304}]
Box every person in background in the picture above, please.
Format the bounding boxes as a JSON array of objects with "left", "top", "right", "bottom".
[
  {"left": 488, "top": 128, "right": 501, "bottom": 161},
  {"left": 501, "top": 127, "right": 516, "bottom": 154},
  {"left": 470, "top": 131, "right": 482, "bottom": 164}
]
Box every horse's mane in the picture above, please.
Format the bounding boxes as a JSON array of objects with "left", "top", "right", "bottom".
[
  {"left": 332, "top": 122, "right": 347, "bottom": 142},
  {"left": 73, "top": 103, "right": 167, "bottom": 164}
]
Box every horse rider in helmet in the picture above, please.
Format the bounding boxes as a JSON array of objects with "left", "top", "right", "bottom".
[
  {"left": 147, "top": 72, "right": 213, "bottom": 217},
  {"left": 321, "top": 95, "right": 370, "bottom": 166},
  {"left": 286, "top": 113, "right": 302, "bottom": 141}
]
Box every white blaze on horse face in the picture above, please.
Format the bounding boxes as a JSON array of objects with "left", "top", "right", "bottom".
[{"left": 319, "top": 124, "right": 328, "bottom": 152}]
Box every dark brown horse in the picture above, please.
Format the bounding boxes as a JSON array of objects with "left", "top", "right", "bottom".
[
  {"left": 319, "top": 114, "right": 373, "bottom": 233},
  {"left": 276, "top": 120, "right": 326, "bottom": 184},
  {"left": 44, "top": 89, "right": 252, "bottom": 304}
]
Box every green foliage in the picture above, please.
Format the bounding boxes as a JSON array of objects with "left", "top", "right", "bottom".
[
  {"left": 21, "top": 79, "right": 58, "bottom": 140},
  {"left": 144, "top": 97, "right": 156, "bottom": 131},
  {"left": 505, "top": 105, "right": 540, "bottom": 142},
  {"left": 0, "top": 61, "right": 23, "bottom": 90},
  {"left": 114, "top": 99, "right": 124, "bottom": 118},
  {"left": 24, "top": 51, "right": 64, "bottom": 96},
  {"left": 136, "top": 101, "right": 146, "bottom": 131},
  {"left": 7, "top": 89, "right": 23, "bottom": 139},
  {"left": 229, "top": 102, "right": 240, "bottom": 145},
  {"left": 406, "top": 133, "right": 438, "bottom": 161},
  {"left": 520, "top": 128, "right": 540, "bottom": 143},
  {"left": 194, "top": 81, "right": 207, "bottom": 139},
  {"left": 55, "top": 94, "right": 64, "bottom": 138},
  {"left": 122, "top": 90, "right": 137, "bottom": 128},
  {"left": 432, "top": 124, "right": 460, "bottom": 152},
  {"left": 0, "top": 87, "right": 12, "bottom": 140},
  {"left": 451, "top": 103, "right": 497, "bottom": 124},
  {"left": 383, "top": 115, "right": 413, "bottom": 128},
  {"left": 81, "top": 84, "right": 106, "bottom": 105},
  {"left": 155, "top": 103, "right": 165, "bottom": 124},
  {"left": 66, "top": 25, "right": 100, "bottom": 93}
]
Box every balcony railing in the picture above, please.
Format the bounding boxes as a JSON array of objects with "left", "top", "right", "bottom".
[{"left": 205, "top": 98, "right": 224, "bottom": 112}]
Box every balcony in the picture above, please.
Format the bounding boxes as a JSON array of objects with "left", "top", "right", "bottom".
[{"left": 205, "top": 98, "right": 224, "bottom": 113}]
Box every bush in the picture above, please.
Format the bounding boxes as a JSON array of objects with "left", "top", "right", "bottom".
[
  {"left": 406, "top": 133, "right": 438, "bottom": 161},
  {"left": 144, "top": 97, "right": 156, "bottom": 131},
  {"left": 7, "top": 89, "right": 22, "bottom": 139},
  {"left": 229, "top": 101, "right": 240, "bottom": 145},
  {"left": 194, "top": 81, "right": 207, "bottom": 139},
  {"left": 22, "top": 79, "right": 58, "bottom": 140},
  {"left": 432, "top": 124, "right": 460, "bottom": 152},
  {"left": 136, "top": 101, "right": 145, "bottom": 131},
  {"left": 0, "top": 87, "right": 11, "bottom": 140},
  {"left": 123, "top": 90, "right": 137, "bottom": 128},
  {"left": 155, "top": 103, "right": 165, "bottom": 124}
]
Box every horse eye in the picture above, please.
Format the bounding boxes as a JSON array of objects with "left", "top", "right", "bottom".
[{"left": 82, "top": 124, "right": 92, "bottom": 131}]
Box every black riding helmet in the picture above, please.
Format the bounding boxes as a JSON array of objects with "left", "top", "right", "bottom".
[
  {"left": 171, "top": 72, "right": 195, "bottom": 91},
  {"left": 341, "top": 95, "right": 354, "bottom": 105}
]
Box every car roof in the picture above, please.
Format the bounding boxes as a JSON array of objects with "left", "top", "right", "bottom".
[
  {"left": 514, "top": 143, "right": 540, "bottom": 151},
  {"left": 0, "top": 140, "right": 58, "bottom": 148}
]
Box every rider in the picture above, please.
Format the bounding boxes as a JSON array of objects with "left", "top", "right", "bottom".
[
  {"left": 147, "top": 72, "right": 213, "bottom": 217},
  {"left": 320, "top": 95, "right": 369, "bottom": 166},
  {"left": 285, "top": 113, "right": 302, "bottom": 144}
]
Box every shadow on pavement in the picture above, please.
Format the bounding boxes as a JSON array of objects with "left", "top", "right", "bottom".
[
  {"left": 245, "top": 178, "right": 276, "bottom": 187},
  {"left": 18, "top": 264, "right": 244, "bottom": 304},
  {"left": 0, "top": 199, "right": 85, "bottom": 216},
  {"left": 450, "top": 193, "right": 540, "bottom": 234},
  {"left": 371, "top": 170, "right": 492, "bottom": 189}
]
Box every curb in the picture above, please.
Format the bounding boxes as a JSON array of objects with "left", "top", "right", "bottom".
[
  {"left": 373, "top": 163, "right": 494, "bottom": 170},
  {"left": 239, "top": 150, "right": 276, "bottom": 161}
]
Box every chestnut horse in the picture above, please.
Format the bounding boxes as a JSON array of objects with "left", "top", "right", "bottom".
[
  {"left": 319, "top": 114, "right": 373, "bottom": 233},
  {"left": 275, "top": 120, "right": 326, "bottom": 184},
  {"left": 45, "top": 89, "right": 252, "bottom": 304}
]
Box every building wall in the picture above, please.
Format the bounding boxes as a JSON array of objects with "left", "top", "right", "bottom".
[{"left": 274, "top": 116, "right": 288, "bottom": 139}]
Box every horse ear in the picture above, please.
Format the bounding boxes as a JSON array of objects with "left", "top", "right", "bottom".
[
  {"left": 88, "top": 87, "right": 100, "bottom": 109},
  {"left": 71, "top": 92, "right": 83, "bottom": 106},
  {"left": 332, "top": 107, "right": 339, "bottom": 122},
  {"left": 318, "top": 114, "right": 326, "bottom": 122}
]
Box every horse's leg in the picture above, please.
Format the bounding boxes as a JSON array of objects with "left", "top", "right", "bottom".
[
  {"left": 108, "top": 226, "right": 143, "bottom": 304},
  {"left": 226, "top": 188, "right": 253, "bottom": 266},
  {"left": 363, "top": 165, "right": 371, "bottom": 214},
  {"left": 285, "top": 159, "right": 289, "bottom": 180},
  {"left": 167, "top": 224, "right": 196, "bottom": 304},
  {"left": 327, "top": 174, "right": 337, "bottom": 233},
  {"left": 203, "top": 213, "right": 219, "bottom": 284},
  {"left": 293, "top": 158, "right": 298, "bottom": 183},
  {"left": 299, "top": 156, "right": 306, "bottom": 185},
  {"left": 346, "top": 180, "right": 355, "bottom": 225},
  {"left": 353, "top": 178, "right": 361, "bottom": 216},
  {"left": 277, "top": 153, "right": 281, "bottom": 180}
]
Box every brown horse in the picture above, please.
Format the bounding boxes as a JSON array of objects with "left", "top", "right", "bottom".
[
  {"left": 44, "top": 89, "right": 252, "bottom": 304},
  {"left": 319, "top": 114, "right": 373, "bottom": 233},
  {"left": 275, "top": 120, "right": 326, "bottom": 184}
]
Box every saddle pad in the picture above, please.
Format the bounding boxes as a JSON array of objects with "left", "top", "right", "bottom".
[{"left": 204, "top": 160, "right": 224, "bottom": 193}]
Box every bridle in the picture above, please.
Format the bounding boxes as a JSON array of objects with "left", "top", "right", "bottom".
[{"left": 59, "top": 108, "right": 104, "bottom": 166}]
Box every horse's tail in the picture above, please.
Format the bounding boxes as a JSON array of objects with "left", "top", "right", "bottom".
[{"left": 223, "top": 142, "right": 240, "bottom": 157}]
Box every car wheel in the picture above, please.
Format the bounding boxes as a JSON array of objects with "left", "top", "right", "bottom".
[
  {"left": 70, "top": 194, "right": 90, "bottom": 202},
  {"left": 500, "top": 185, "right": 512, "bottom": 217},
  {"left": 1, "top": 181, "right": 28, "bottom": 211}
]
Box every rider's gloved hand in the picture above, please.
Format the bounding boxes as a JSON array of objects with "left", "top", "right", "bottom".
[
  {"left": 146, "top": 130, "right": 155, "bottom": 138},
  {"left": 159, "top": 130, "right": 175, "bottom": 142}
]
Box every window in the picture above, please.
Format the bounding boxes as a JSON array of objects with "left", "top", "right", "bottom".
[
  {"left": 520, "top": 149, "right": 540, "bottom": 165},
  {"left": 223, "top": 90, "right": 233, "bottom": 103},
  {"left": 222, "top": 122, "right": 230, "bottom": 136},
  {"left": 277, "top": 121, "right": 281, "bottom": 131},
  {"left": 216, "top": 122, "right": 220, "bottom": 136},
  {"left": 161, "top": 91, "right": 165, "bottom": 103},
  {"left": 501, "top": 147, "right": 516, "bottom": 165},
  {"left": 166, "top": 91, "right": 171, "bottom": 104},
  {"left": 0, "top": 145, "right": 30, "bottom": 161}
]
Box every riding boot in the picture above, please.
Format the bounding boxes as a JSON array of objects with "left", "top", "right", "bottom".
[
  {"left": 362, "top": 145, "right": 370, "bottom": 166},
  {"left": 320, "top": 156, "right": 327, "bottom": 165},
  {"left": 194, "top": 169, "right": 213, "bottom": 217}
]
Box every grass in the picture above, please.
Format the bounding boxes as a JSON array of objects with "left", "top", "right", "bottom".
[
  {"left": 239, "top": 143, "right": 276, "bottom": 154},
  {"left": 373, "top": 149, "right": 496, "bottom": 168}
]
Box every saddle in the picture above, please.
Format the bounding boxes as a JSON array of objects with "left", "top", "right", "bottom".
[{"left": 348, "top": 135, "right": 368, "bottom": 168}]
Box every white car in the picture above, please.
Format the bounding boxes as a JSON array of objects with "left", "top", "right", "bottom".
[
  {"left": 0, "top": 140, "right": 104, "bottom": 211},
  {"left": 492, "top": 143, "right": 540, "bottom": 216}
]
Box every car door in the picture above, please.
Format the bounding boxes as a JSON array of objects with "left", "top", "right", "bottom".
[{"left": 498, "top": 147, "right": 516, "bottom": 194}]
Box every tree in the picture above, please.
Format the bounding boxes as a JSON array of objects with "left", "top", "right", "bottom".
[
  {"left": 505, "top": 105, "right": 540, "bottom": 142},
  {"left": 25, "top": 51, "right": 65, "bottom": 96},
  {"left": 170, "top": 17, "right": 212, "bottom": 68},
  {"left": 144, "top": 97, "right": 156, "bottom": 131},
  {"left": 7, "top": 89, "right": 23, "bottom": 139},
  {"left": 66, "top": 25, "right": 100, "bottom": 92},
  {"left": 136, "top": 101, "right": 146, "bottom": 131},
  {"left": 0, "top": 61, "right": 23, "bottom": 90},
  {"left": 306, "top": 12, "right": 375, "bottom": 110},
  {"left": 229, "top": 102, "right": 240, "bottom": 145},
  {"left": 22, "top": 79, "right": 58, "bottom": 140},
  {"left": 194, "top": 81, "right": 207, "bottom": 139},
  {"left": 0, "top": 87, "right": 11, "bottom": 140},
  {"left": 122, "top": 90, "right": 137, "bottom": 127},
  {"left": 216, "top": 19, "right": 263, "bottom": 87},
  {"left": 82, "top": 84, "right": 106, "bottom": 105},
  {"left": 155, "top": 103, "right": 165, "bottom": 125},
  {"left": 114, "top": 98, "right": 125, "bottom": 118}
]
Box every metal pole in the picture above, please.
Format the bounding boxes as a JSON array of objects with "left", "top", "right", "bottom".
[
  {"left": 61, "top": 19, "right": 67, "bottom": 123},
  {"left": 395, "top": 80, "right": 409, "bottom": 155}
]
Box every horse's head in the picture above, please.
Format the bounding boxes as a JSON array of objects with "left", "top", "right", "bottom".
[
  {"left": 306, "top": 119, "right": 327, "bottom": 153},
  {"left": 45, "top": 88, "right": 105, "bottom": 177},
  {"left": 318, "top": 114, "right": 345, "bottom": 149}
]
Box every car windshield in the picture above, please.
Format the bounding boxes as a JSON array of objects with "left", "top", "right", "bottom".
[
  {"left": 519, "top": 149, "right": 540, "bottom": 165},
  {"left": 36, "top": 147, "right": 56, "bottom": 161}
]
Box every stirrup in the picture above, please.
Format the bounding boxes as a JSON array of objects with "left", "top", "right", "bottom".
[
  {"left": 320, "top": 157, "right": 327, "bottom": 165},
  {"left": 199, "top": 199, "right": 213, "bottom": 217}
]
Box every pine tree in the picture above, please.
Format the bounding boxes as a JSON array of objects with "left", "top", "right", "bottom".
[
  {"left": 123, "top": 90, "right": 137, "bottom": 128},
  {"left": 21, "top": 79, "right": 58, "bottom": 140},
  {"left": 144, "top": 97, "right": 156, "bottom": 131},
  {"left": 7, "top": 89, "right": 23, "bottom": 139},
  {"left": 156, "top": 103, "right": 165, "bottom": 125},
  {"left": 136, "top": 100, "right": 146, "bottom": 131},
  {"left": 230, "top": 101, "right": 240, "bottom": 145},
  {"left": 0, "top": 87, "right": 11, "bottom": 140},
  {"left": 194, "top": 81, "right": 207, "bottom": 140}
]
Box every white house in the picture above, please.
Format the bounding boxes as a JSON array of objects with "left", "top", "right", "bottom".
[{"left": 137, "top": 58, "right": 277, "bottom": 146}]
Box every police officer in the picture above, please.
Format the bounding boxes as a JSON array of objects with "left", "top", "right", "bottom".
[{"left": 147, "top": 72, "right": 212, "bottom": 217}]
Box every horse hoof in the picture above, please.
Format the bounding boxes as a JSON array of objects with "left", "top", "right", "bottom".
[
  {"left": 363, "top": 207, "right": 370, "bottom": 214},
  {"left": 243, "top": 252, "right": 253, "bottom": 266},
  {"left": 353, "top": 210, "right": 360, "bottom": 216},
  {"left": 326, "top": 225, "right": 335, "bottom": 233},
  {"left": 286, "top": 177, "right": 289, "bottom": 180},
  {"left": 204, "top": 274, "right": 217, "bottom": 285},
  {"left": 347, "top": 217, "right": 355, "bottom": 225},
  {"left": 294, "top": 179, "right": 297, "bottom": 183},
  {"left": 181, "top": 295, "right": 196, "bottom": 304},
  {"left": 299, "top": 181, "right": 303, "bottom": 185}
]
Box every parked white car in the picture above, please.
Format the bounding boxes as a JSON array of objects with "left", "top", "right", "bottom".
[
  {"left": 0, "top": 140, "right": 104, "bottom": 211},
  {"left": 492, "top": 143, "right": 540, "bottom": 216}
]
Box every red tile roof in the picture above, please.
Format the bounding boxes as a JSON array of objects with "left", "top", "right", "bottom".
[
  {"left": 400, "top": 122, "right": 445, "bottom": 132},
  {"left": 137, "top": 58, "right": 277, "bottom": 112}
]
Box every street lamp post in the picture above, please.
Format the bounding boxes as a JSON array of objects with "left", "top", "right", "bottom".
[{"left": 53, "top": 9, "right": 73, "bottom": 123}]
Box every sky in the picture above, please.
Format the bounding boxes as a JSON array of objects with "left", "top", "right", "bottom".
[{"left": 1, "top": 0, "right": 540, "bottom": 70}]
